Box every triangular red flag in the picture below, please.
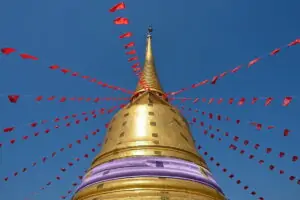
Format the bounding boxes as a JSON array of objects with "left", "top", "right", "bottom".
[
  {"left": 109, "top": 2, "right": 125, "bottom": 12},
  {"left": 8, "top": 95, "right": 19, "bottom": 103},
  {"left": 270, "top": 48, "right": 280, "bottom": 56},
  {"left": 49, "top": 65, "right": 59, "bottom": 70},
  {"left": 20, "top": 53, "right": 38, "bottom": 60},
  {"left": 114, "top": 17, "right": 129, "bottom": 25},
  {"left": 248, "top": 58, "right": 260, "bottom": 67},
  {"left": 211, "top": 76, "right": 218, "bottom": 84},
  {"left": 231, "top": 66, "right": 241, "bottom": 73},
  {"left": 1, "top": 48, "right": 16, "bottom": 55},
  {"left": 265, "top": 97, "right": 273, "bottom": 106},
  {"left": 283, "top": 96, "right": 292, "bottom": 106},
  {"left": 119, "top": 32, "right": 132, "bottom": 39},
  {"left": 128, "top": 56, "right": 138, "bottom": 62},
  {"left": 124, "top": 42, "right": 135, "bottom": 49},
  {"left": 126, "top": 50, "right": 136, "bottom": 55}
]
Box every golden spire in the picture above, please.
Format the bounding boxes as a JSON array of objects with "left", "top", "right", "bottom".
[
  {"left": 71, "top": 26, "right": 226, "bottom": 200},
  {"left": 135, "top": 26, "right": 164, "bottom": 95}
]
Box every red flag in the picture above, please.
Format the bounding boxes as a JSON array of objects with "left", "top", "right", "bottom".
[
  {"left": 256, "top": 124, "right": 262, "bottom": 130},
  {"left": 8, "top": 95, "right": 19, "bottom": 103},
  {"left": 283, "top": 129, "right": 290, "bottom": 136},
  {"left": 192, "top": 80, "right": 208, "bottom": 88},
  {"left": 288, "top": 39, "right": 300, "bottom": 47},
  {"left": 1, "top": 48, "right": 16, "bottom": 55},
  {"left": 72, "top": 72, "right": 79, "bottom": 76},
  {"left": 3, "top": 127, "right": 15, "bottom": 133},
  {"left": 270, "top": 48, "right": 280, "bottom": 56},
  {"left": 248, "top": 58, "right": 260, "bottom": 67},
  {"left": 110, "top": 2, "right": 125, "bottom": 12},
  {"left": 231, "top": 66, "right": 241, "bottom": 73},
  {"left": 238, "top": 97, "right": 245, "bottom": 105},
  {"left": 61, "top": 69, "right": 70, "bottom": 74},
  {"left": 114, "top": 17, "right": 129, "bottom": 25},
  {"left": 31, "top": 122, "right": 38, "bottom": 127},
  {"left": 229, "top": 98, "right": 234, "bottom": 104},
  {"left": 208, "top": 98, "right": 214, "bottom": 104},
  {"left": 128, "top": 56, "right": 138, "bottom": 62},
  {"left": 124, "top": 42, "right": 135, "bottom": 49},
  {"left": 126, "top": 50, "right": 136, "bottom": 55},
  {"left": 193, "top": 98, "right": 199, "bottom": 103},
  {"left": 131, "top": 63, "right": 139, "bottom": 68},
  {"left": 218, "top": 98, "right": 223, "bottom": 104},
  {"left": 49, "top": 65, "right": 59, "bottom": 70},
  {"left": 220, "top": 72, "right": 227, "bottom": 77},
  {"left": 265, "top": 97, "right": 273, "bottom": 106},
  {"left": 20, "top": 53, "right": 38, "bottom": 60},
  {"left": 60, "top": 97, "right": 67, "bottom": 102},
  {"left": 120, "top": 32, "right": 132, "bottom": 39},
  {"left": 252, "top": 97, "right": 258, "bottom": 104},
  {"left": 283, "top": 96, "right": 292, "bottom": 106},
  {"left": 211, "top": 76, "right": 218, "bottom": 84}
]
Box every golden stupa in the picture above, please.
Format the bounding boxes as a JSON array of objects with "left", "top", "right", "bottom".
[{"left": 72, "top": 27, "right": 226, "bottom": 200}]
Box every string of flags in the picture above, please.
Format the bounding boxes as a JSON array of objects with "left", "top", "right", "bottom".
[
  {"left": 48, "top": 65, "right": 134, "bottom": 94},
  {"left": 182, "top": 106, "right": 292, "bottom": 136},
  {"left": 167, "top": 38, "right": 300, "bottom": 96},
  {"left": 197, "top": 125, "right": 300, "bottom": 185},
  {"left": 25, "top": 143, "right": 100, "bottom": 199},
  {"left": 171, "top": 96, "right": 293, "bottom": 107},
  {"left": 6, "top": 94, "right": 130, "bottom": 104},
  {"left": 2, "top": 107, "right": 110, "bottom": 134},
  {"left": 197, "top": 145, "right": 264, "bottom": 200},
  {"left": 59, "top": 175, "right": 84, "bottom": 199},
  {"left": 0, "top": 47, "right": 133, "bottom": 95},
  {"left": 110, "top": 2, "right": 150, "bottom": 91},
  {"left": 196, "top": 122, "right": 298, "bottom": 165},
  {"left": 0, "top": 104, "right": 121, "bottom": 148},
  {"left": 3, "top": 128, "right": 100, "bottom": 182}
]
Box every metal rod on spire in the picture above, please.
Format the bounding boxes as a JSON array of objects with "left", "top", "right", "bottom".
[{"left": 147, "top": 25, "right": 153, "bottom": 38}]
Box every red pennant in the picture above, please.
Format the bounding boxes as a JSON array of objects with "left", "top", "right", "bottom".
[
  {"left": 126, "top": 50, "right": 136, "bottom": 55},
  {"left": 114, "top": 17, "right": 129, "bottom": 25},
  {"left": 211, "top": 76, "right": 218, "bottom": 84},
  {"left": 8, "top": 95, "right": 19, "bottom": 103},
  {"left": 283, "top": 96, "right": 292, "bottom": 106},
  {"left": 119, "top": 32, "right": 132, "bottom": 39},
  {"left": 248, "top": 58, "right": 260, "bottom": 67},
  {"left": 124, "top": 42, "right": 135, "bottom": 49},
  {"left": 270, "top": 48, "right": 280, "bottom": 56},
  {"left": 1, "top": 47, "right": 16, "bottom": 55},
  {"left": 109, "top": 2, "right": 125, "bottom": 12},
  {"left": 20, "top": 53, "right": 38, "bottom": 60},
  {"left": 265, "top": 97, "right": 273, "bottom": 106},
  {"left": 231, "top": 66, "right": 241, "bottom": 73}
]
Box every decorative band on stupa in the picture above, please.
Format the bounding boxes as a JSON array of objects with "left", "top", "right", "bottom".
[{"left": 76, "top": 156, "right": 224, "bottom": 194}]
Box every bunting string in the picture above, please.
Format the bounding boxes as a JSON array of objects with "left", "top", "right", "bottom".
[
  {"left": 194, "top": 120, "right": 299, "bottom": 166},
  {"left": 110, "top": 2, "right": 150, "bottom": 91},
  {"left": 171, "top": 96, "right": 293, "bottom": 107},
  {"left": 3, "top": 128, "right": 100, "bottom": 182},
  {"left": 181, "top": 106, "right": 292, "bottom": 137},
  {"left": 196, "top": 123, "right": 300, "bottom": 185},
  {"left": 197, "top": 145, "right": 265, "bottom": 200},
  {"left": 0, "top": 104, "right": 122, "bottom": 147},
  {"left": 0, "top": 47, "right": 133, "bottom": 95},
  {"left": 167, "top": 38, "right": 300, "bottom": 96},
  {"left": 24, "top": 144, "right": 100, "bottom": 200},
  {"left": 5, "top": 94, "right": 130, "bottom": 104}
]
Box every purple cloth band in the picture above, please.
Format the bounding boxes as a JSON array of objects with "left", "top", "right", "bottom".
[{"left": 76, "top": 156, "right": 223, "bottom": 194}]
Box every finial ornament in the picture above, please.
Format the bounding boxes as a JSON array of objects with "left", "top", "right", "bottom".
[{"left": 147, "top": 25, "right": 153, "bottom": 37}]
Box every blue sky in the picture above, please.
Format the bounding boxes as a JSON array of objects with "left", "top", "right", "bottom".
[{"left": 0, "top": 0, "right": 299, "bottom": 199}]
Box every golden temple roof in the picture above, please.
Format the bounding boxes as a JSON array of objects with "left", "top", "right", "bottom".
[
  {"left": 134, "top": 27, "right": 164, "bottom": 95},
  {"left": 72, "top": 26, "right": 225, "bottom": 200}
]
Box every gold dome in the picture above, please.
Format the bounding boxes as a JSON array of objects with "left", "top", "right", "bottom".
[{"left": 72, "top": 27, "right": 226, "bottom": 200}]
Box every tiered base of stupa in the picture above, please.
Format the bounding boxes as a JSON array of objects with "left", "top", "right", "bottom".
[{"left": 72, "top": 156, "right": 225, "bottom": 200}]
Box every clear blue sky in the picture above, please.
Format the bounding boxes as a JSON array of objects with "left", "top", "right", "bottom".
[{"left": 0, "top": 0, "right": 299, "bottom": 199}]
